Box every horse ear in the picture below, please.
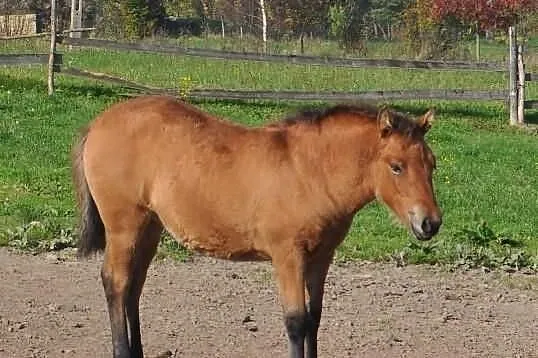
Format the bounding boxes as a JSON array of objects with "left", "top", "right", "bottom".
[
  {"left": 378, "top": 106, "right": 393, "bottom": 137},
  {"left": 417, "top": 109, "right": 435, "bottom": 133}
]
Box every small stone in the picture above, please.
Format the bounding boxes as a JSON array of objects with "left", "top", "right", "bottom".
[
  {"left": 444, "top": 293, "right": 460, "bottom": 301},
  {"left": 440, "top": 313, "right": 458, "bottom": 323},
  {"left": 383, "top": 291, "right": 404, "bottom": 297},
  {"left": 73, "top": 323, "right": 83, "bottom": 328},
  {"left": 242, "top": 315, "right": 253, "bottom": 323},
  {"left": 155, "top": 350, "right": 173, "bottom": 358},
  {"left": 17, "top": 322, "right": 27, "bottom": 330}
]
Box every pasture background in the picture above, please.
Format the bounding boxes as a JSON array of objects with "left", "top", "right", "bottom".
[{"left": 0, "top": 35, "right": 537, "bottom": 270}]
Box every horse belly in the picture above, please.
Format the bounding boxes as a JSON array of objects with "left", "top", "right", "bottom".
[{"left": 156, "top": 208, "right": 270, "bottom": 261}]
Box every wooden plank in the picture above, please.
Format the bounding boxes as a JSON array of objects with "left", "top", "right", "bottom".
[
  {"left": 63, "top": 37, "right": 505, "bottom": 72},
  {"left": 188, "top": 89, "right": 508, "bottom": 101},
  {"left": 0, "top": 53, "right": 62, "bottom": 65},
  {"left": 525, "top": 73, "right": 537, "bottom": 82},
  {"left": 524, "top": 100, "right": 538, "bottom": 109},
  {"left": 60, "top": 67, "right": 508, "bottom": 102}
]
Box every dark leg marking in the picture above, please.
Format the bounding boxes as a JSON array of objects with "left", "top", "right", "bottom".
[{"left": 285, "top": 312, "right": 307, "bottom": 358}]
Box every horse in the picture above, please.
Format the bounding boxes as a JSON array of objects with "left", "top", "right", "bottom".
[{"left": 72, "top": 95, "right": 442, "bottom": 358}]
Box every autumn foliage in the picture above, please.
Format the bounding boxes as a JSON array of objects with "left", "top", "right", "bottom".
[{"left": 431, "top": 0, "right": 538, "bottom": 31}]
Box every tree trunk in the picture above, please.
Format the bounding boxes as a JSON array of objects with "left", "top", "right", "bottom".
[
  {"left": 475, "top": 31, "right": 480, "bottom": 62},
  {"left": 259, "top": 0, "right": 267, "bottom": 53},
  {"left": 48, "top": 0, "right": 56, "bottom": 96},
  {"left": 379, "top": 24, "right": 386, "bottom": 40}
]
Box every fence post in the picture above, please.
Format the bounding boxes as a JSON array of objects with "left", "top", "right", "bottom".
[
  {"left": 517, "top": 44, "right": 525, "bottom": 125},
  {"left": 47, "top": 0, "right": 57, "bottom": 96},
  {"left": 508, "top": 26, "right": 518, "bottom": 125}
]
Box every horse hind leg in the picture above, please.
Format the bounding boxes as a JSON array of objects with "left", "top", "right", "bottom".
[
  {"left": 100, "top": 206, "right": 152, "bottom": 358},
  {"left": 126, "top": 216, "right": 163, "bottom": 358}
]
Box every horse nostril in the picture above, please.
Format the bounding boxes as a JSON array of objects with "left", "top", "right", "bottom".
[
  {"left": 421, "top": 217, "right": 432, "bottom": 235},
  {"left": 422, "top": 217, "right": 441, "bottom": 236}
]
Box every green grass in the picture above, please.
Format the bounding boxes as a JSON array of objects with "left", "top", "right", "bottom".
[{"left": 0, "top": 45, "right": 537, "bottom": 269}]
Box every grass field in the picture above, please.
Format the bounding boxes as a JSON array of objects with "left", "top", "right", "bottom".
[{"left": 1, "top": 38, "right": 537, "bottom": 269}]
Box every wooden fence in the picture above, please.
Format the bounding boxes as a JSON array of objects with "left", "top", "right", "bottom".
[
  {"left": 0, "top": 9, "right": 535, "bottom": 125},
  {"left": 60, "top": 33, "right": 536, "bottom": 124}
]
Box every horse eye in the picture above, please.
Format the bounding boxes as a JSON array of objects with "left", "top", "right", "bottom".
[{"left": 390, "top": 163, "right": 403, "bottom": 175}]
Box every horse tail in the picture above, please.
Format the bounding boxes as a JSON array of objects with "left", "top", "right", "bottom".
[{"left": 72, "top": 127, "right": 106, "bottom": 257}]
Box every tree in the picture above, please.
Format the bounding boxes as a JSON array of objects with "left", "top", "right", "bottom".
[
  {"left": 431, "top": 0, "right": 537, "bottom": 60},
  {"left": 327, "top": 0, "right": 371, "bottom": 53},
  {"left": 96, "top": 0, "right": 165, "bottom": 39},
  {"left": 368, "top": 0, "right": 409, "bottom": 40},
  {"left": 402, "top": 0, "right": 468, "bottom": 59},
  {"left": 431, "top": 0, "right": 537, "bottom": 32},
  {"left": 328, "top": 3, "right": 346, "bottom": 39}
]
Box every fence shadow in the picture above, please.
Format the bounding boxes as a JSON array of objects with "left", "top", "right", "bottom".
[
  {"left": 391, "top": 102, "right": 505, "bottom": 120},
  {"left": 191, "top": 98, "right": 512, "bottom": 126},
  {"left": 0, "top": 73, "right": 120, "bottom": 99},
  {"left": 524, "top": 111, "right": 538, "bottom": 125}
]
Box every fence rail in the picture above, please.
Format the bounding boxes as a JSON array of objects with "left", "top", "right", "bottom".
[
  {"left": 0, "top": 27, "right": 95, "bottom": 40},
  {"left": 60, "top": 67, "right": 508, "bottom": 102},
  {"left": 62, "top": 37, "right": 506, "bottom": 72}
]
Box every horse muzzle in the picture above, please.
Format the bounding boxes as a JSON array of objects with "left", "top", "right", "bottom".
[{"left": 409, "top": 212, "right": 442, "bottom": 241}]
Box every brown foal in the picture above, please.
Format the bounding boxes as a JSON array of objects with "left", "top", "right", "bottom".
[{"left": 72, "top": 95, "right": 442, "bottom": 358}]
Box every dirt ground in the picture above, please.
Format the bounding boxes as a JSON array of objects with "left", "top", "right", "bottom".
[{"left": 0, "top": 248, "right": 536, "bottom": 358}]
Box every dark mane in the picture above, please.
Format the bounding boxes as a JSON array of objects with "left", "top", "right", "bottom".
[{"left": 280, "top": 103, "right": 422, "bottom": 137}]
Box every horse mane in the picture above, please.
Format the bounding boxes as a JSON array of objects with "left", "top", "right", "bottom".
[{"left": 280, "top": 103, "right": 422, "bottom": 137}]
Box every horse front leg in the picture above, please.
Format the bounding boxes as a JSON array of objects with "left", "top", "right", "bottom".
[
  {"left": 273, "top": 251, "right": 307, "bottom": 358},
  {"left": 305, "top": 253, "right": 334, "bottom": 358}
]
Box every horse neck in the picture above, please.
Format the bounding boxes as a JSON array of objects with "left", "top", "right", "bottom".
[{"left": 288, "top": 119, "right": 379, "bottom": 215}]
